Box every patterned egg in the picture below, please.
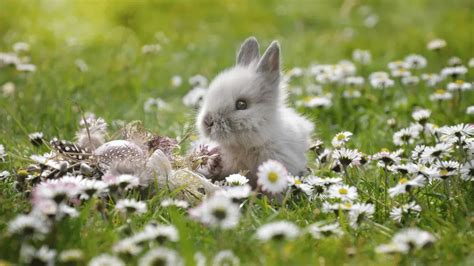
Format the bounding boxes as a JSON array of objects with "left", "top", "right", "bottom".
[{"left": 93, "top": 140, "right": 146, "bottom": 169}]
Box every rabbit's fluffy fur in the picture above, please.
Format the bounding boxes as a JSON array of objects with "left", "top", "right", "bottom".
[{"left": 196, "top": 37, "right": 314, "bottom": 185}]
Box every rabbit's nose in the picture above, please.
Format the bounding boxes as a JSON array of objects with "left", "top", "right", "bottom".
[{"left": 203, "top": 114, "right": 214, "bottom": 128}]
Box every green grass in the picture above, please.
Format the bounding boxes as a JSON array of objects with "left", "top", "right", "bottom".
[{"left": 1, "top": 0, "right": 473, "bottom": 265}]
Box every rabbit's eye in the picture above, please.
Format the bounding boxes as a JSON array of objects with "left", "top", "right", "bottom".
[{"left": 235, "top": 99, "right": 248, "bottom": 110}]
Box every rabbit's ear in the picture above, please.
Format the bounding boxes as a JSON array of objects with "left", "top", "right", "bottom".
[
  {"left": 256, "top": 41, "right": 280, "bottom": 77},
  {"left": 236, "top": 37, "right": 260, "bottom": 66}
]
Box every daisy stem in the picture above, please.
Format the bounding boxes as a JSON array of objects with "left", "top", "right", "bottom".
[
  {"left": 245, "top": 192, "right": 257, "bottom": 219},
  {"left": 343, "top": 165, "right": 354, "bottom": 187},
  {"left": 383, "top": 167, "right": 389, "bottom": 217},
  {"left": 280, "top": 188, "right": 292, "bottom": 210}
]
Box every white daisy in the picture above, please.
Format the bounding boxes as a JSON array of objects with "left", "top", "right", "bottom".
[
  {"left": 429, "top": 89, "right": 452, "bottom": 101},
  {"left": 401, "top": 75, "right": 420, "bottom": 86},
  {"left": 142, "top": 44, "right": 162, "bottom": 54},
  {"left": 404, "top": 54, "right": 427, "bottom": 69},
  {"left": 182, "top": 87, "right": 207, "bottom": 108},
  {"left": 332, "top": 148, "right": 362, "bottom": 168},
  {"left": 331, "top": 131, "right": 353, "bottom": 148},
  {"left": 439, "top": 124, "right": 474, "bottom": 141},
  {"left": 189, "top": 195, "right": 240, "bottom": 229},
  {"left": 303, "top": 176, "right": 334, "bottom": 199},
  {"left": 414, "top": 164, "right": 440, "bottom": 179},
  {"left": 390, "top": 163, "right": 418, "bottom": 175},
  {"left": 194, "top": 252, "right": 206, "bottom": 266},
  {"left": 0, "top": 170, "right": 10, "bottom": 179},
  {"left": 460, "top": 161, "right": 474, "bottom": 181},
  {"left": 393, "top": 127, "right": 420, "bottom": 146},
  {"left": 392, "top": 227, "right": 436, "bottom": 250},
  {"left": 433, "top": 160, "right": 460, "bottom": 180},
  {"left": 388, "top": 60, "right": 409, "bottom": 71},
  {"left": 32, "top": 177, "right": 82, "bottom": 205},
  {"left": 138, "top": 247, "right": 183, "bottom": 266},
  {"left": 391, "top": 67, "right": 411, "bottom": 78},
  {"left": 189, "top": 74, "right": 208, "bottom": 87},
  {"left": 216, "top": 184, "right": 252, "bottom": 200},
  {"left": 389, "top": 176, "right": 426, "bottom": 197},
  {"left": 421, "top": 73, "right": 443, "bottom": 87},
  {"left": 28, "top": 132, "right": 44, "bottom": 146},
  {"left": 256, "top": 160, "right": 289, "bottom": 194},
  {"left": 371, "top": 149, "right": 402, "bottom": 168},
  {"left": 161, "top": 198, "right": 189, "bottom": 209},
  {"left": 328, "top": 184, "right": 358, "bottom": 201},
  {"left": 255, "top": 221, "right": 300, "bottom": 242},
  {"left": 352, "top": 49, "right": 371, "bottom": 64},
  {"left": 322, "top": 201, "right": 354, "bottom": 213},
  {"left": 286, "top": 67, "right": 305, "bottom": 79},
  {"left": 58, "top": 249, "right": 84, "bottom": 263},
  {"left": 288, "top": 176, "right": 313, "bottom": 196},
  {"left": 349, "top": 203, "right": 375, "bottom": 228},
  {"left": 2, "top": 81, "right": 16, "bottom": 96},
  {"left": 420, "top": 143, "right": 452, "bottom": 163},
  {"left": 412, "top": 109, "right": 431, "bottom": 124},
  {"left": 8, "top": 213, "right": 50, "bottom": 238},
  {"left": 34, "top": 201, "right": 79, "bottom": 220},
  {"left": 134, "top": 223, "right": 179, "bottom": 244},
  {"left": 211, "top": 250, "right": 240, "bottom": 266},
  {"left": 0, "top": 144, "right": 6, "bottom": 161},
  {"left": 302, "top": 96, "right": 333, "bottom": 108},
  {"left": 80, "top": 179, "right": 108, "bottom": 199},
  {"left": 225, "top": 174, "right": 249, "bottom": 186},
  {"left": 13, "top": 42, "right": 30, "bottom": 53},
  {"left": 447, "top": 80, "right": 472, "bottom": 91},
  {"left": 390, "top": 202, "right": 422, "bottom": 223},
  {"left": 16, "top": 63, "right": 36, "bottom": 72},
  {"left": 144, "top": 97, "right": 169, "bottom": 113},
  {"left": 342, "top": 89, "right": 362, "bottom": 99},
  {"left": 171, "top": 75, "right": 182, "bottom": 87},
  {"left": 448, "top": 56, "right": 462, "bottom": 66},
  {"left": 375, "top": 242, "right": 409, "bottom": 254},
  {"left": 75, "top": 59, "right": 89, "bottom": 72},
  {"left": 441, "top": 66, "right": 468, "bottom": 78},
  {"left": 345, "top": 76, "right": 365, "bottom": 87},
  {"left": 108, "top": 174, "right": 140, "bottom": 190},
  {"left": 305, "top": 221, "right": 344, "bottom": 239},
  {"left": 370, "top": 75, "right": 395, "bottom": 89},
  {"left": 467, "top": 106, "right": 474, "bottom": 115},
  {"left": 89, "top": 254, "right": 125, "bottom": 266},
  {"left": 427, "top": 38, "right": 446, "bottom": 50},
  {"left": 115, "top": 199, "right": 147, "bottom": 215},
  {"left": 112, "top": 238, "right": 143, "bottom": 256},
  {"left": 21, "top": 245, "right": 56, "bottom": 266}
]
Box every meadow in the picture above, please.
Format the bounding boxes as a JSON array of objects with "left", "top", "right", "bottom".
[{"left": 0, "top": 0, "right": 473, "bottom": 265}]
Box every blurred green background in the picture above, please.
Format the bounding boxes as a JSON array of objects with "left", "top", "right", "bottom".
[
  {"left": 0, "top": 0, "right": 473, "bottom": 264},
  {"left": 1, "top": 0, "right": 472, "bottom": 135}
]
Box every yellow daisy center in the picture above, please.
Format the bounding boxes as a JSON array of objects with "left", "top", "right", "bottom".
[
  {"left": 268, "top": 171, "right": 279, "bottom": 183},
  {"left": 336, "top": 134, "right": 346, "bottom": 141},
  {"left": 455, "top": 79, "right": 464, "bottom": 85},
  {"left": 294, "top": 179, "right": 302, "bottom": 185},
  {"left": 439, "top": 169, "right": 449, "bottom": 176},
  {"left": 303, "top": 96, "right": 313, "bottom": 103},
  {"left": 339, "top": 188, "right": 348, "bottom": 195},
  {"left": 17, "top": 169, "right": 28, "bottom": 177},
  {"left": 399, "top": 178, "right": 409, "bottom": 184},
  {"left": 381, "top": 148, "right": 390, "bottom": 152},
  {"left": 435, "top": 89, "right": 446, "bottom": 94}
]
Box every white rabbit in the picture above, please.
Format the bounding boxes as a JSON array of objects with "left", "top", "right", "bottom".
[{"left": 196, "top": 37, "right": 314, "bottom": 185}]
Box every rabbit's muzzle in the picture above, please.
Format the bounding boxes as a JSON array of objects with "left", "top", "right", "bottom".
[{"left": 201, "top": 113, "right": 232, "bottom": 140}]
